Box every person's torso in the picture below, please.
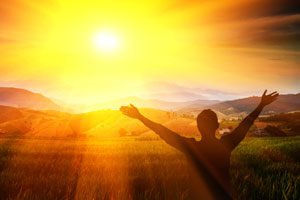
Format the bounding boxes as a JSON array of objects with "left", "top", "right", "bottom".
[{"left": 184, "top": 139, "right": 233, "bottom": 199}]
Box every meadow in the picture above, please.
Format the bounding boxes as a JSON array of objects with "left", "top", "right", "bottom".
[{"left": 0, "top": 136, "right": 299, "bottom": 200}]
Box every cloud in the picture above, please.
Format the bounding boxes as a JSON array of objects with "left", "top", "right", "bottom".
[
  {"left": 0, "top": 37, "right": 17, "bottom": 43},
  {"left": 212, "top": 14, "right": 300, "bottom": 51},
  {"left": 166, "top": 0, "right": 300, "bottom": 51}
]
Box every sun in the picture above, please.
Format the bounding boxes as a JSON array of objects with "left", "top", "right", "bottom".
[{"left": 93, "top": 32, "right": 119, "bottom": 52}]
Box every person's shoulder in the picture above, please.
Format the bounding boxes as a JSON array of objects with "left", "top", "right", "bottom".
[
  {"left": 220, "top": 134, "right": 236, "bottom": 150},
  {"left": 183, "top": 137, "right": 200, "bottom": 148},
  {"left": 186, "top": 137, "right": 199, "bottom": 143},
  {"left": 220, "top": 134, "right": 230, "bottom": 142}
]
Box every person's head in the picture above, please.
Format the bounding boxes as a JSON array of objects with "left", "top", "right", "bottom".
[{"left": 197, "top": 109, "right": 219, "bottom": 138}]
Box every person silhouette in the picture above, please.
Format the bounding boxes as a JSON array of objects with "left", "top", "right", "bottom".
[{"left": 120, "top": 90, "right": 278, "bottom": 199}]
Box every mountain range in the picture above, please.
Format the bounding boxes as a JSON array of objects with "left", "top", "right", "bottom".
[
  {"left": 0, "top": 87, "right": 299, "bottom": 138},
  {"left": 0, "top": 87, "right": 61, "bottom": 111},
  {"left": 0, "top": 87, "right": 299, "bottom": 115},
  {"left": 204, "top": 93, "right": 300, "bottom": 115},
  {"left": 91, "top": 96, "right": 220, "bottom": 111}
]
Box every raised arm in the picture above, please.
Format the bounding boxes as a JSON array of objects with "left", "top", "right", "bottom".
[
  {"left": 222, "top": 90, "right": 279, "bottom": 149},
  {"left": 120, "top": 104, "right": 196, "bottom": 152}
]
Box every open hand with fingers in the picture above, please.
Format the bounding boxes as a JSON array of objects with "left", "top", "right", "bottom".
[
  {"left": 260, "top": 90, "right": 279, "bottom": 107},
  {"left": 120, "top": 104, "right": 142, "bottom": 119}
]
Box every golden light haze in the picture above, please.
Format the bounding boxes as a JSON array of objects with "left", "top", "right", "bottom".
[
  {"left": 0, "top": 0, "right": 299, "bottom": 104},
  {"left": 93, "top": 31, "right": 120, "bottom": 52}
]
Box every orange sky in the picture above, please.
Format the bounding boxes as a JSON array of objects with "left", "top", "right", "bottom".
[{"left": 0, "top": 0, "right": 299, "bottom": 104}]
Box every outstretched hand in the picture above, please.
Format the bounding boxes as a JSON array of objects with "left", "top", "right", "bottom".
[
  {"left": 260, "top": 90, "right": 279, "bottom": 107},
  {"left": 120, "top": 104, "right": 142, "bottom": 119}
]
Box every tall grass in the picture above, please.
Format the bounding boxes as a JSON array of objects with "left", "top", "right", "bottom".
[{"left": 0, "top": 136, "right": 299, "bottom": 199}]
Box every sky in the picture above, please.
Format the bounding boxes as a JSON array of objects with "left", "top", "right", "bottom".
[{"left": 0, "top": 0, "right": 299, "bottom": 104}]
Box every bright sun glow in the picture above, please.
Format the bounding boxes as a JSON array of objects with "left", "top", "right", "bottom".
[{"left": 93, "top": 32, "right": 119, "bottom": 52}]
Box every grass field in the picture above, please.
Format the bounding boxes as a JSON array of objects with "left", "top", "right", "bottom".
[{"left": 0, "top": 136, "right": 299, "bottom": 200}]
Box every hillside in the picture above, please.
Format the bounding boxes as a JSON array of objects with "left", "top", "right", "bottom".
[
  {"left": 195, "top": 93, "right": 300, "bottom": 115},
  {"left": 69, "top": 108, "right": 196, "bottom": 137},
  {"left": 259, "top": 111, "right": 300, "bottom": 136},
  {"left": 0, "top": 105, "right": 199, "bottom": 138},
  {"left": 0, "top": 87, "right": 299, "bottom": 139},
  {"left": 0, "top": 105, "right": 72, "bottom": 137},
  {"left": 0, "top": 87, "right": 61, "bottom": 111}
]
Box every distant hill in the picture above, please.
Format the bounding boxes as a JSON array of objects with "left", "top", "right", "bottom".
[
  {"left": 0, "top": 87, "right": 299, "bottom": 139},
  {"left": 0, "top": 104, "right": 199, "bottom": 138},
  {"left": 0, "top": 93, "right": 299, "bottom": 139},
  {"left": 0, "top": 105, "right": 72, "bottom": 137},
  {"left": 0, "top": 105, "right": 24, "bottom": 123},
  {"left": 205, "top": 93, "right": 300, "bottom": 115},
  {"left": 0, "top": 87, "right": 61, "bottom": 111}
]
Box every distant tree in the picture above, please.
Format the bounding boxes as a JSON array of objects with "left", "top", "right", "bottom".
[
  {"left": 166, "top": 112, "right": 171, "bottom": 119},
  {"left": 131, "top": 131, "right": 140, "bottom": 136},
  {"left": 173, "top": 112, "right": 177, "bottom": 117},
  {"left": 181, "top": 113, "right": 194, "bottom": 119},
  {"left": 286, "top": 122, "right": 300, "bottom": 135},
  {"left": 264, "top": 126, "right": 287, "bottom": 137},
  {"left": 119, "top": 128, "right": 127, "bottom": 137}
]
